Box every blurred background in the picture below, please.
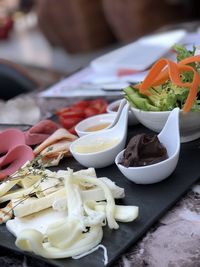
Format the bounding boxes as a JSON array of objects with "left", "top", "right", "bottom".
[{"left": 0, "top": 0, "right": 200, "bottom": 98}]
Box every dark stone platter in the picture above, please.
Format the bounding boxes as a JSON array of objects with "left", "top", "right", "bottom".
[{"left": 0, "top": 124, "right": 200, "bottom": 267}]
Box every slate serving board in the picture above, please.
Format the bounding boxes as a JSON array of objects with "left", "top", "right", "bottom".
[{"left": 0, "top": 124, "right": 200, "bottom": 267}]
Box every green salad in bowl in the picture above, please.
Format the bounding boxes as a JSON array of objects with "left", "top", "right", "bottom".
[{"left": 123, "top": 45, "right": 200, "bottom": 142}]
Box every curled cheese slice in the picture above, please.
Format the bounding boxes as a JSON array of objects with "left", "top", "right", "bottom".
[
  {"left": 16, "top": 225, "right": 103, "bottom": 259},
  {"left": 73, "top": 173, "right": 118, "bottom": 229},
  {"left": 95, "top": 203, "right": 139, "bottom": 223}
]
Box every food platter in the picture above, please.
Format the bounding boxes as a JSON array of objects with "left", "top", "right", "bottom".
[{"left": 0, "top": 123, "right": 200, "bottom": 267}]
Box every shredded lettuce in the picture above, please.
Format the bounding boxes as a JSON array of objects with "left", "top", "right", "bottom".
[
  {"left": 173, "top": 44, "right": 196, "bottom": 62},
  {"left": 124, "top": 45, "right": 200, "bottom": 112}
]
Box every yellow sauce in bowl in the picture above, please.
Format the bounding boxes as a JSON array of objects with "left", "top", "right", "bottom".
[
  {"left": 85, "top": 122, "right": 110, "bottom": 132},
  {"left": 74, "top": 138, "right": 119, "bottom": 153}
]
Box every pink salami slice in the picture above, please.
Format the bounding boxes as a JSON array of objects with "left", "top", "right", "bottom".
[
  {"left": 0, "top": 128, "right": 34, "bottom": 179},
  {"left": 0, "top": 145, "right": 34, "bottom": 179},
  {"left": 24, "top": 120, "right": 60, "bottom": 146},
  {"left": 0, "top": 128, "right": 25, "bottom": 153}
]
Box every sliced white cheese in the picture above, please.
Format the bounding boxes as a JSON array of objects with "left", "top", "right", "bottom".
[
  {"left": 18, "top": 175, "right": 41, "bottom": 189},
  {"left": 74, "top": 168, "right": 97, "bottom": 178},
  {"left": 0, "top": 180, "right": 18, "bottom": 197},
  {"left": 53, "top": 182, "right": 125, "bottom": 212},
  {"left": 13, "top": 188, "right": 65, "bottom": 217},
  {"left": 99, "top": 177, "right": 125, "bottom": 199},
  {"left": 36, "top": 177, "right": 63, "bottom": 198},
  {"left": 6, "top": 208, "right": 67, "bottom": 237},
  {"left": 0, "top": 186, "right": 37, "bottom": 203}
]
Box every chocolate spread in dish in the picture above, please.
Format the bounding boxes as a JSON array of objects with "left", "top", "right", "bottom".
[{"left": 121, "top": 133, "right": 168, "bottom": 167}]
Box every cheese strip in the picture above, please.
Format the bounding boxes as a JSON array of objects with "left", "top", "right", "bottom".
[
  {"left": 0, "top": 201, "right": 13, "bottom": 224},
  {"left": 13, "top": 176, "right": 125, "bottom": 217},
  {"left": 18, "top": 175, "right": 41, "bottom": 189},
  {"left": 53, "top": 184, "right": 124, "bottom": 212},
  {"left": 13, "top": 188, "right": 65, "bottom": 217},
  {"left": 95, "top": 203, "right": 139, "bottom": 222},
  {"left": 0, "top": 180, "right": 18, "bottom": 197},
  {"left": 0, "top": 186, "right": 37, "bottom": 203}
]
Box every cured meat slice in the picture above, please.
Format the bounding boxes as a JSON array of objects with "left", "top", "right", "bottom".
[
  {"left": 34, "top": 128, "right": 77, "bottom": 155},
  {"left": 34, "top": 128, "right": 77, "bottom": 166},
  {"left": 0, "top": 128, "right": 34, "bottom": 179},
  {"left": 0, "top": 129, "right": 25, "bottom": 155},
  {"left": 0, "top": 145, "right": 34, "bottom": 179},
  {"left": 24, "top": 120, "right": 60, "bottom": 146}
]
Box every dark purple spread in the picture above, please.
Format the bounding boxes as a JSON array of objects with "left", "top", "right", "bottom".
[{"left": 121, "top": 133, "right": 168, "bottom": 167}]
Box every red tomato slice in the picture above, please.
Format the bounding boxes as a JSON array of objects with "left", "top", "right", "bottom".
[
  {"left": 59, "top": 116, "right": 82, "bottom": 129},
  {"left": 73, "top": 100, "right": 90, "bottom": 109},
  {"left": 84, "top": 106, "right": 99, "bottom": 117},
  {"left": 59, "top": 110, "right": 85, "bottom": 119},
  {"left": 56, "top": 107, "right": 71, "bottom": 115},
  {"left": 90, "top": 99, "right": 107, "bottom": 113},
  {"left": 56, "top": 98, "right": 108, "bottom": 129}
]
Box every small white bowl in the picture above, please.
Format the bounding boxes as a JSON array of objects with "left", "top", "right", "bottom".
[
  {"left": 131, "top": 106, "right": 200, "bottom": 143},
  {"left": 75, "top": 113, "right": 116, "bottom": 137},
  {"left": 115, "top": 108, "right": 180, "bottom": 184},
  {"left": 70, "top": 103, "right": 130, "bottom": 168},
  {"left": 107, "top": 99, "right": 139, "bottom": 125}
]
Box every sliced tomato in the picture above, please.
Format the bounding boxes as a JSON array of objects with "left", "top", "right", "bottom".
[
  {"left": 84, "top": 106, "right": 99, "bottom": 117},
  {"left": 90, "top": 98, "right": 107, "bottom": 113},
  {"left": 73, "top": 100, "right": 90, "bottom": 109},
  {"left": 56, "top": 98, "right": 108, "bottom": 130},
  {"left": 59, "top": 110, "right": 85, "bottom": 119},
  {"left": 59, "top": 116, "right": 82, "bottom": 129},
  {"left": 56, "top": 107, "right": 71, "bottom": 115}
]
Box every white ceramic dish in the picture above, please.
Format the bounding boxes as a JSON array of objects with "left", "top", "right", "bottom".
[
  {"left": 115, "top": 108, "right": 180, "bottom": 184},
  {"left": 70, "top": 103, "right": 130, "bottom": 168},
  {"left": 131, "top": 106, "right": 200, "bottom": 143},
  {"left": 107, "top": 99, "right": 139, "bottom": 125},
  {"left": 75, "top": 113, "right": 116, "bottom": 137}
]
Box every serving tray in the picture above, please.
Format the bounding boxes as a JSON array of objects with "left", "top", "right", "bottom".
[{"left": 0, "top": 124, "right": 200, "bottom": 267}]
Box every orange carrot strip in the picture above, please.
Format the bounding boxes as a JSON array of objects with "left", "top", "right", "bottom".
[
  {"left": 179, "top": 55, "right": 200, "bottom": 65},
  {"left": 182, "top": 69, "right": 200, "bottom": 112},
  {"left": 151, "top": 55, "right": 200, "bottom": 86},
  {"left": 134, "top": 55, "right": 200, "bottom": 112},
  {"left": 139, "top": 59, "right": 168, "bottom": 93},
  {"left": 139, "top": 58, "right": 191, "bottom": 93},
  {"left": 169, "top": 64, "right": 191, "bottom": 88},
  {"left": 151, "top": 68, "right": 169, "bottom": 86}
]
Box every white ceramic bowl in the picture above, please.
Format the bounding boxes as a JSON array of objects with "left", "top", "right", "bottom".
[
  {"left": 131, "top": 106, "right": 200, "bottom": 143},
  {"left": 107, "top": 99, "right": 139, "bottom": 125},
  {"left": 115, "top": 108, "right": 180, "bottom": 184},
  {"left": 70, "top": 103, "right": 130, "bottom": 168},
  {"left": 75, "top": 113, "right": 116, "bottom": 137}
]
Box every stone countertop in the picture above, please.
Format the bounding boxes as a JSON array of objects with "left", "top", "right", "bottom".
[{"left": 114, "top": 184, "right": 200, "bottom": 267}]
